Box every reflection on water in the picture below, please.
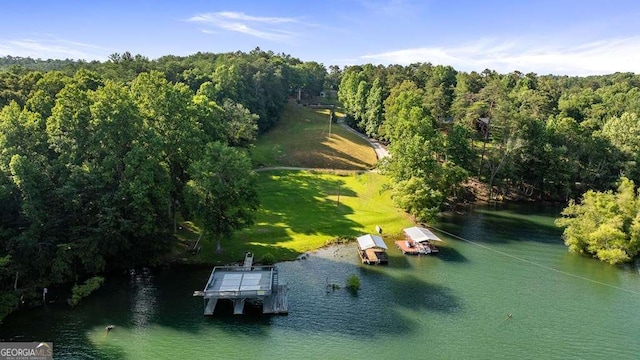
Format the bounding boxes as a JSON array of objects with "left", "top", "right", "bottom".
[
  {"left": 2, "top": 204, "right": 640, "bottom": 359},
  {"left": 129, "top": 268, "right": 157, "bottom": 329}
]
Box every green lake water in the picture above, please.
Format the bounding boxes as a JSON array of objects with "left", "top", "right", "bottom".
[{"left": 2, "top": 204, "right": 640, "bottom": 359}]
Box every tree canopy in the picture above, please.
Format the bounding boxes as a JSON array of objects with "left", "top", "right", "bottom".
[
  {"left": 337, "top": 63, "right": 640, "bottom": 220},
  {"left": 0, "top": 49, "right": 325, "bottom": 316},
  {"left": 3, "top": 48, "right": 640, "bottom": 308},
  {"left": 556, "top": 177, "right": 640, "bottom": 264}
]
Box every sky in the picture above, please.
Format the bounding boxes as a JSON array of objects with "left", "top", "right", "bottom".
[{"left": 1, "top": 0, "right": 640, "bottom": 76}]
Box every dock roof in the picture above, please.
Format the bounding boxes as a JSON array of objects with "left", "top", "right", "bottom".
[
  {"left": 357, "top": 234, "right": 388, "bottom": 250},
  {"left": 403, "top": 226, "right": 442, "bottom": 243},
  {"left": 205, "top": 267, "right": 274, "bottom": 296}
]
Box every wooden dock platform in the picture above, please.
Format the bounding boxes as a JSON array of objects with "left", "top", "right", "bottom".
[
  {"left": 398, "top": 226, "right": 442, "bottom": 255},
  {"left": 396, "top": 240, "right": 422, "bottom": 255},
  {"left": 359, "top": 249, "right": 389, "bottom": 264},
  {"left": 263, "top": 285, "right": 288, "bottom": 314},
  {"left": 395, "top": 240, "right": 438, "bottom": 255}
]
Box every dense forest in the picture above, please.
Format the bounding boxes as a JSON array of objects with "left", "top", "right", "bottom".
[
  {"left": 2, "top": 50, "right": 640, "bottom": 319},
  {"left": 337, "top": 63, "right": 640, "bottom": 264},
  {"left": 0, "top": 49, "right": 326, "bottom": 318}
]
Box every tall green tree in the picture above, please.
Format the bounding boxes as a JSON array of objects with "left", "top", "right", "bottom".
[
  {"left": 295, "top": 61, "right": 326, "bottom": 96},
  {"left": 353, "top": 80, "right": 370, "bottom": 124},
  {"left": 0, "top": 103, "right": 47, "bottom": 172},
  {"left": 131, "top": 71, "right": 202, "bottom": 230},
  {"left": 424, "top": 65, "right": 457, "bottom": 122},
  {"left": 363, "top": 77, "right": 384, "bottom": 137},
  {"left": 338, "top": 67, "right": 365, "bottom": 117},
  {"left": 184, "top": 142, "right": 258, "bottom": 252},
  {"left": 601, "top": 112, "right": 640, "bottom": 183},
  {"left": 382, "top": 81, "right": 466, "bottom": 220},
  {"left": 220, "top": 99, "right": 259, "bottom": 148},
  {"left": 25, "top": 71, "right": 70, "bottom": 118}
]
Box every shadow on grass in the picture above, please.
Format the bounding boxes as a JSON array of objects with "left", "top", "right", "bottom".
[
  {"left": 249, "top": 171, "right": 363, "bottom": 239},
  {"left": 186, "top": 170, "right": 383, "bottom": 265},
  {"left": 226, "top": 242, "right": 303, "bottom": 264},
  {"left": 312, "top": 133, "right": 376, "bottom": 170},
  {"left": 252, "top": 103, "right": 376, "bottom": 170}
]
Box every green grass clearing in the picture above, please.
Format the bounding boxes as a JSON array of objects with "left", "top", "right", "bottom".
[
  {"left": 187, "top": 170, "right": 413, "bottom": 264},
  {"left": 251, "top": 101, "right": 377, "bottom": 170},
  {"left": 180, "top": 99, "right": 412, "bottom": 265}
]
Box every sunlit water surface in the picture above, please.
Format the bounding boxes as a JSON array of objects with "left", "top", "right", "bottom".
[{"left": 2, "top": 205, "right": 640, "bottom": 359}]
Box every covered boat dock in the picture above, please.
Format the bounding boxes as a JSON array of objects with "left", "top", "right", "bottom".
[
  {"left": 357, "top": 234, "right": 389, "bottom": 265},
  {"left": 395, "top": 226, "right": 442, "bottom": 255},
  {"left": 194, "top": 252, "right": 288, "bottom": 315}
]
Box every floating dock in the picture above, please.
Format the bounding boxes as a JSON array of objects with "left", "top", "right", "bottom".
[
  {"left": 357, "top": 234, "right": 389, "bottom": 265},
  {"left": 395, "top": 239, "right": 436, "bottom": 255},
  {"left": 395, "top": 226, "right": 442, "bottom": 255},
  {"left": 194, "top": 252, "right": 288, "bottom": 316}
]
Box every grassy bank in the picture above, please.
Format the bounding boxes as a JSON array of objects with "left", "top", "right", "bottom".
[
  {"left": 251, "top": 102, "right": 377, "bottom": 170},
  {"left": 187, "top": 170, "right": 413, "bottom": 264}
]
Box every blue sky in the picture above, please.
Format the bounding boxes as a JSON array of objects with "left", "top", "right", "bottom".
[{"left": 1, "top": 0, "right": 639, "bottom": 75}]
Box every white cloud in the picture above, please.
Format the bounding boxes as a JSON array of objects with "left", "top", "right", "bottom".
[
  {"left": 188, "top": 11, "right": 299, "bottom": 41},
  {"left": 0, "top": 37, "right": 112, "bottom": 60},
  {"left": 214, "top": 11, "right": 297, "bottom": 24},
  {"left": 360, "top": 37, "right": 640, "bottom": 76}
]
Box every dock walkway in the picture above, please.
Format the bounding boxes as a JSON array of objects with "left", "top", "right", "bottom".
[{"left": 263, "top": 285, "right": 289, "bottom": 314}]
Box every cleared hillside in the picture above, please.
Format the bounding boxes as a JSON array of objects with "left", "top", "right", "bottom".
[{"left": 251, "top": 102, "right": 377, "bottom": 170}]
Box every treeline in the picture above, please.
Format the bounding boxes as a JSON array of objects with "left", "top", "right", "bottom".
[
  {"left": 338, "top": 64, "right": 640, "bottom": 220},
  {"left": 0, "top": 56, "right": 83, "bottom": 72},
  {"left": 1, "top": 49, "right": 327, "bottom": 133},
  {"left": 0, "top": 49, "right": 326, "bottom": 318}
]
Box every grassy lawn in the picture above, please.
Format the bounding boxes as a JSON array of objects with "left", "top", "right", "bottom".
[
  {"left": 251, "top": 101, "right": 377, "bottom": 170},
  {"left": 178, "top": 99, "right": 413, "bottom": 265},
  {"left": 187, "top": 170, "right": 413, "bottom": 264}
]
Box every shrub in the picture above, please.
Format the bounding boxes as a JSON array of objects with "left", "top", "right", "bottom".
[
  {"left": 346, "top": 274, "right": 360, "bottom": 291},
  {"left": 70, "top": 276, "right": 104, "bottom": 307},
  {"left": 0, "top": 293, "right": 18, "bottom": 322},
  {"left": 260, "top": 252, "right": 276, "bottom": 265}
]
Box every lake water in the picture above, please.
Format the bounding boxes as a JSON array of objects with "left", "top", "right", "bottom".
[{"left": 2, "top": 205, "right": 640, "bottom": 359}]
